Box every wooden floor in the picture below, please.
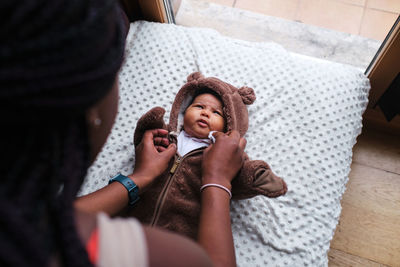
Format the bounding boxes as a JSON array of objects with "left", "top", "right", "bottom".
[{"left": 328, "top": 122, "right": 400, "bottom": 267}]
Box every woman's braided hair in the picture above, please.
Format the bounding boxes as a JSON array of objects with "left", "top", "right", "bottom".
[{"left": 0, "top": 0, "right": 125, "bottom": 266}]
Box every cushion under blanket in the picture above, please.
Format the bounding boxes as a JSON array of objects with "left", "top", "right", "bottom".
[{"left": 79, "top": 21, "right": 370, "bottom": 266}]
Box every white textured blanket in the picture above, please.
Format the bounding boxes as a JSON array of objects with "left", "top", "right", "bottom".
[{"left": 79, "top": 21, "right": 370, "bottom": 266}]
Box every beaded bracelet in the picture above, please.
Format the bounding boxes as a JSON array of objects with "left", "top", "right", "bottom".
[{"left": 200, "top": 183, "right": 232, "bottom": 199}]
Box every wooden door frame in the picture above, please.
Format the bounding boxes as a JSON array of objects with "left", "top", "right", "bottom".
[
  {"left": 363, "top": 16, "right": 400, "bottom": 134},
  {"left": 138, "top": 0, "right": 174, "bottom": 23},
  {"left": 366, "top": 16, "right": 400, "bottom": 108}
]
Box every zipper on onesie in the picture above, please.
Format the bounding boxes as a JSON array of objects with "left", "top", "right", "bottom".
[
  {"left": 169, "top": 157, "right": 181, "bottom": 174},
  {"left": 150, "top": 148, "right": 204, "bottom": 227}
]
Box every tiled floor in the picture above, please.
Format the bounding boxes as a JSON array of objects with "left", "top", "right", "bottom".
[
  {"left": 174, "top": 0, "right": 384, "bottom": 69},
  {"left": 205, "top": 0, "right": 399, "bottom": 41}
]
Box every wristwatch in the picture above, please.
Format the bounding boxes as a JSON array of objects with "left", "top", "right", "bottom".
[{"left": 109, "top": 173, "right": 140, "bottom": 206}]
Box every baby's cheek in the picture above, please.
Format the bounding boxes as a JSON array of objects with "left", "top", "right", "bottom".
[{"left": 213, "top": 117, "right": 225, "bottom": 132}]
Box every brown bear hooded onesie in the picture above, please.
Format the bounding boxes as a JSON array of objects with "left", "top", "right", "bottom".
[{"left": 128, "top": 72, "right": 287, "bottom": 240}]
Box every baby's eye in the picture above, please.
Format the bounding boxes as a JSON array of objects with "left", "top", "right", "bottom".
[
  {"left": 194, "top": 104, "right": 203, "bottom": 109},
  {"left": 214, "top": 110, "right": 222, "bottom": 116}
]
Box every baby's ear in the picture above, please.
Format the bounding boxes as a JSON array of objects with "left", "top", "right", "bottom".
[
  {"left": 238, "top": 86, "right": 256, "bottom": 105},
  {"left": 187, "top": 72, "right": 204, "bottom": 82}
]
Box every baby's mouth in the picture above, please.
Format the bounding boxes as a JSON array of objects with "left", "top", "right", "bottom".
[{"left": 197, "top": 119, "right": 209, "bottom": 128}]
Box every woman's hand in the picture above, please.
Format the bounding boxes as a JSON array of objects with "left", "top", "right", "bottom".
[
  {"left": 129, "top": 129, "right": 176, "bottom": 189},
  {"left": 75, "top": 129, "right": 176, "bottom": 216},
  {"left": 201, "top": 130, "right": 246, "bottom": 189}
]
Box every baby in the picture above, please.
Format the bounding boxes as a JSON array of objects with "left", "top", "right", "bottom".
[
  {"left": 128, "top": 72, "right": 287, "bottom": 239},
  {"left": 176, "top": 88, "right": 224, "bottom": 156}
]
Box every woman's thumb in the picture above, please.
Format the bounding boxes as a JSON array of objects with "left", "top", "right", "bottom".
[{"left": 163, "top": 143, "right": 176, "bottom": 157}]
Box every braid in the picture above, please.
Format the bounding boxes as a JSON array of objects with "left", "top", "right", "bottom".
[
  {"left": 0, "top": 202, "right": 48, "bottom": 266},
  {"left": 0, "top": 0, "right": 125, "bottom": 113},
  {"left": 0, "top": 125, "right": 64, "bottom": 266},
  {"left": 0, "top": 0, "right": 126, "bottom": 266},
  {"left": 51, "top": 118, "right": 93, "bottom": 267},
  {"left": 0, "top": 118, "right": 92, "bottom": 267}
]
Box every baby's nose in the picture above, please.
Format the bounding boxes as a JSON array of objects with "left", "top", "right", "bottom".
[{"left": 201, "top": 109, "right": 210, "bottom": 117}]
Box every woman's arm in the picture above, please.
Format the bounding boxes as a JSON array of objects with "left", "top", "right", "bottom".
[
  {"left": 143, "top": 226, "right": 212, "bottom": 267},
  {"left": 75, "top": 129, "right": 176, "bottom": 216},
  {"left": 198, "top": 131, "right": 247, "bottom": 267},
  {"left": 198, "top": 187, "right": 235, "bottom": 266}
]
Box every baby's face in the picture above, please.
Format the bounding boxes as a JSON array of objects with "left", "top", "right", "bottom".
[{"left": 183, "top": 93, "right": 225, "bottom": 139}]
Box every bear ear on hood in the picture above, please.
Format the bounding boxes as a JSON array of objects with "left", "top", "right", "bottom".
[
  {"left": 238, "top": 86, "right": 256, "bottom": 105},
  {"left": 187, "top": 72, "right": 204, "bottom": 82}
]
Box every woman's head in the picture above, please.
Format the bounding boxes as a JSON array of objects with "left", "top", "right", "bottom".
[
  {"left": 183, "top": 89, "right": 226, "bottom": 139},
  {"left": 0, "top": 0, "right": 125, "bottom": 266}
]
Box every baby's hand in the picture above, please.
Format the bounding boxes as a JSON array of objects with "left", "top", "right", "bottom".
[{"left": 153, "top": 129, "right": 170, "bottom": 152}]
